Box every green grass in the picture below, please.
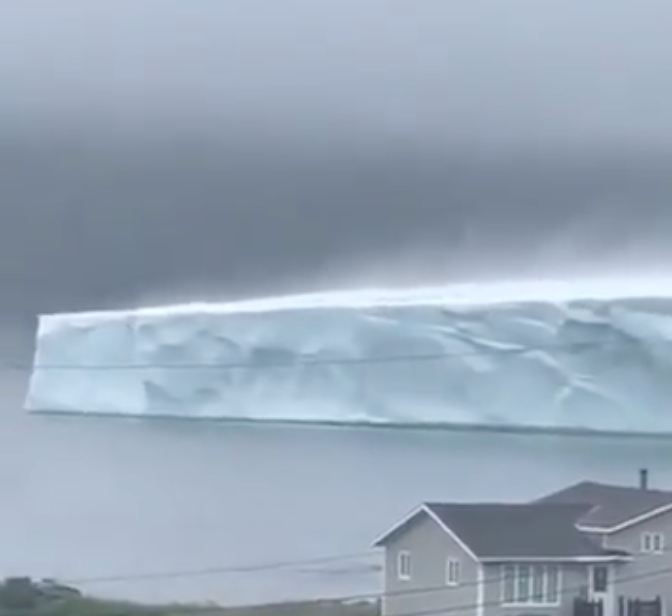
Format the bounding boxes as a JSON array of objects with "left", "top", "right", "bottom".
[
  {"left": 0, "top": 578, "right": 380, "bottom": 616},
  {"left": 25, "top": 597, "right": 379, "bottom": 616}
]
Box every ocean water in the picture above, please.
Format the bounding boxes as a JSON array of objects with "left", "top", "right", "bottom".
[{"left": 3, "top": 372, "right": 672, "bottom": 606}]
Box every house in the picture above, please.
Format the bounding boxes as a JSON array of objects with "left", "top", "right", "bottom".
[{"left": 373, "top": 470, "right": 672, "bottom": 616}]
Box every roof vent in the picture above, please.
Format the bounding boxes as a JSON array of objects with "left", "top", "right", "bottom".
[{"left": 639, "top": 468, "right": 649, "bottom": 490}]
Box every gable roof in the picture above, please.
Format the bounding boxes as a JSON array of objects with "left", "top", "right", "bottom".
[
  {"left": 536, "top": 481, "right": 672, "bottom": 531},
  {"left": 374, "top": 502, "right": 629, "bottom": 561},
  {"left": 425, "top": 502, "right": 624, "bottom": 560}
]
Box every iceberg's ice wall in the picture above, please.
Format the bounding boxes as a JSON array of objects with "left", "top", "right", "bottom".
[{"left": 24, "top": 280, "right": 672, "bottom": 433}]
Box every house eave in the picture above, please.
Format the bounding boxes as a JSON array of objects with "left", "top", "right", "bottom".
[
  {"left": 371, "top": 504, "right": 425, "bottom": 548},
  {"left": 576, "top": 501, "right": 672, "bottom": 535},
  {"left": 479, "top": 555, "right": 632, "bottom": 563},
  {"left": 371, "top": 504, "right": 480, "bottom": 562}
]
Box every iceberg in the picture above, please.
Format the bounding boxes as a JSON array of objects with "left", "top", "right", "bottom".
[{"left": 24, "top": 279, "right": 672, "bottom": 434}]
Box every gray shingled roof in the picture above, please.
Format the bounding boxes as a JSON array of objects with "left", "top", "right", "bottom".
[
  {"left": 535, "top": 481, "right": 672, "bottom": 529},
  {"left": 424, "top": 502, "right": 620, "bottom": 559},
  {"left": 375, "top": 478, "right": 668, "bottom": 559}
]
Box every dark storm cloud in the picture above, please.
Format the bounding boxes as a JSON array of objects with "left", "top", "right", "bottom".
[{"left": 2, "top": 1, "right": 672, "bottom": 314}]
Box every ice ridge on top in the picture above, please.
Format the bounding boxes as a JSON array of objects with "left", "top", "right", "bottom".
[{"left": 24, "top": 278, "right": 672, "bottom": 434}]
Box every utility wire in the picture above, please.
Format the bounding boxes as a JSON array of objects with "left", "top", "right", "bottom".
[
  {"left": 14, "top": 339, "right": 612, "bottom": 371},
  {"left": 61, "top": 552, "right": 377, "bottom": 585},
  {"left": 365, "top": 560, "right": 672, "bottom": 616},
  {"left": 66, "top": 555, "right": 672, "bottom": 616},
  {"left": 388, "top": 559, "right": 672, "bottom": 616},
  {"left": 61, "top": 543, "right": 672, "bottom": 594},
  {"left": 335, "top": 545, "right": 672, "bottom": 604}
]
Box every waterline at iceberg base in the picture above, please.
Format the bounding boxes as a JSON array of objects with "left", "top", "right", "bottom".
[{"left": 24, "top": 280, "right": 672, "bottom": 435}]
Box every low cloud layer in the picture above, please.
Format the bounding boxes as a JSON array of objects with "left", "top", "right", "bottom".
[
  {"left": 2, "top": 1, "right": 672, "bottom": 314},
  {"left": 2, "top": 138, "right": 672, "bottom": 314}
]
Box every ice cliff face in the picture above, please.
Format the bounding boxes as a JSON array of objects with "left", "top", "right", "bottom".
[{"left": 24, "top": 279, "right": 672, "bottom": 433}]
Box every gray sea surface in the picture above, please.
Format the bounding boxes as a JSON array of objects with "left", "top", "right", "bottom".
[{"left": 1, "top": 362, "right": 670, "bottom": 606}]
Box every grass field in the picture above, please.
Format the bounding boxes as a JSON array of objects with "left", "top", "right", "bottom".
[
  {"left": 48, "top": 598, "right": 379, "bottom": 616},
  {"left": 0, "top": 578, "right": 380, "bottom": 616}
]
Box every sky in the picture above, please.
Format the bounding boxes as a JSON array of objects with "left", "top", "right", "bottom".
[{"left": 2, "top": 0, "right": 672, "bottom": 314}]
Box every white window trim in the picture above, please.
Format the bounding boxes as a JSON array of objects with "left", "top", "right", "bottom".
[
  {"left": 500, "top": 563, "right": 562, "bottom": 607},
  {"left": 397, "top": 550, "right": 411, "bottom": 580},
  {"left": 641, "top": 532, "right": 665, "bottom": 554},
  {"left": 445, "top": 558, "right": 460, "bottom": 586},
  {"left": 641, "top": 532, "right": 652, "bottom": 553}
]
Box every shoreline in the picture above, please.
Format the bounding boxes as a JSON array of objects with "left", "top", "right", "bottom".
[{"left": 26, "top": 409, "right": 672, "bottom": 441}]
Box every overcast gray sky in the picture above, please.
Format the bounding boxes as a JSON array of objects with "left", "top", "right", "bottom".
[
  {"left": 2, "top": 0, "right": 672, "bottom": 149},
  {"left": 2, "top": 0, "right": 672, "bottom": 314}
]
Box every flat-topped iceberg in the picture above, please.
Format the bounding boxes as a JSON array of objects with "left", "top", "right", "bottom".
[{"left": 24, "top": 279, "right": 672, "bottom": 433}]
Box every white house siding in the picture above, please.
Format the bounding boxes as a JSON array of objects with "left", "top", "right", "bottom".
[
  {"left": 606, "top": 509, "right": 672, "bottom": 612},
  {"left": 382, "top": 513, "right": 479, "bottom": 616}
]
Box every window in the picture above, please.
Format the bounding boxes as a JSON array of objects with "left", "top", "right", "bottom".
[
  {"left": 501, "top": 564, "right": 561, "bottom": 606},
  {"left": 546, "top": 567, "right": 559, "bottom": 604},
  {"left": 531, "top": 565, "right": 545, "bottom": 603},
  {"left": 592, "top": 566, "right": 608, "bottom": 593},
  {"left": 397, "top": 551, "right": 411, "bottom": 580},
  {"left": 641, "top": 533, "right": 652, "bottom": 552},
  {"left": 503, "top": 564, "right": 516, "bottom": 604},
  {"left": 445, "top": 558, "right": 460, "bottom": 586},
  {"left": 517, "top": 565, "right": 530, "bottom": 603},
  {"left": 641, "top": 532, "right": 665, "bottom": 554}
]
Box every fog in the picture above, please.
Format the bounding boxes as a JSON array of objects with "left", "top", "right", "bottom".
[{"left": 2, "top": 0, "right": 672, "bottom": 314}]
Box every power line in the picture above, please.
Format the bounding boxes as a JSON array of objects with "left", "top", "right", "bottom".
[
  {"left": 60, "top": 543, "right": 672, "bottom": 595},
  {"left": 61, "top": 552, "right": 377, "bottom": 585},
  {"left": 368, "top": 561, "right": 672, "bottom": 616},
  {"left": 341, "top": 546, "right": 672, "bottom": 604},
  {"left": 396, "top": 559, "right": 672, "bottom": 616},
  {"left": 65, "top": 555, "right": 672, "bottom": 616},
  {"left": 14, "top": 339, "right": 612, "bottom": 371}
]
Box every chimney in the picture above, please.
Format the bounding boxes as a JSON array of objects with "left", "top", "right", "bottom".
[{"left": 639, "top": 468, "right": 649, "bottom": 490}]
